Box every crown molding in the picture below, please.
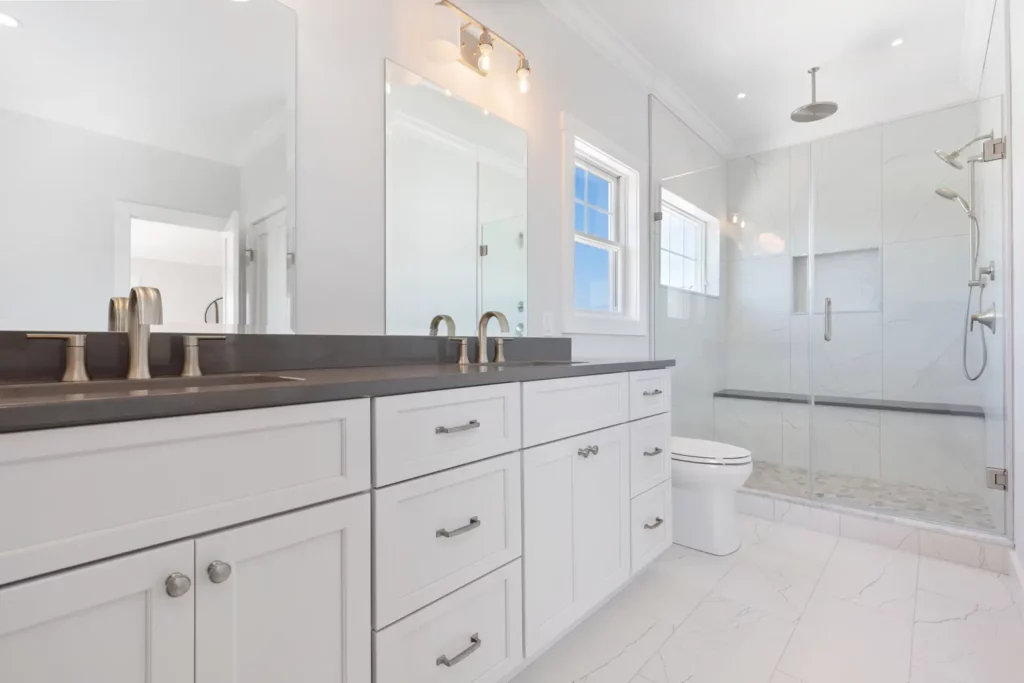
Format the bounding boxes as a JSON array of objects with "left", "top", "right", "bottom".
[{"left": 538, "top": 0, "right": 734, "bottom": 156}]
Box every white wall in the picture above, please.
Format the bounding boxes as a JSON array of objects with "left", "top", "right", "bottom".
[
  {"left": 281, "top": 0, "right": 651, "bottom": 357},
  {"left": 650, "top": 97, "right": 727, "bottom": 439},
  {"left": 0, "top": 107, "right": 239, "bottom": 331},
  {"left": 131, "top": 258, "right": 224, "bottom": 326}
]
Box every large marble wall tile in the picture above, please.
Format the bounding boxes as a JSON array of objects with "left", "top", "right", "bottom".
[
  {"left": 810, "top": 126, "right": 884, "bottom": 255},
  {"left": 789, "top": 144, "right": 810, "bottom": 255},
  {"left": 812, "top": 406, "right": 882, "bottom": 479},
  {"left": 782, "top": 403, "right": 811, "bottom": 471},
  {"left": 791, "top": 313, "right": 883, "bottom": 399},
  {"left": 883, "top": 101, "right": 980, "bottom": 244},
  {"left": 726, "top": 148, "right": 792, "bottom": 261},
  {"left": 883, "top": 235, "right": 971, "bottom": 308},
  {"left": 726, "top": 255, "right": 792, "bottom": 391},
  {"left": 880, "top": 412, "right": 986, "bottom": 496},
  {"left": 714, "top": 397, "right": 783, "bottom": 465}
]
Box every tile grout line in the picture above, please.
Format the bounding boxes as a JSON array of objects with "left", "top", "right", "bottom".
[
  {"left": 906, "top": 552, "right": 922, "bottom": 682},
  {"left": 765, "top": 529, "right": 842, "bottom": 683}
]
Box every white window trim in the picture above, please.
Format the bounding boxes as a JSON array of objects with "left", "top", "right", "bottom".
[
  {"left": 659, "top": 189, "right": 721, "bottom": 299},
  {"left": 561, "top": 112, "right": 648, "bottom": 336}
]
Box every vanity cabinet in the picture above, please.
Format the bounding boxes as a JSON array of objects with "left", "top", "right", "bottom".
[{"left": 522, "top": 424, "right": 630, "bottom": 656}]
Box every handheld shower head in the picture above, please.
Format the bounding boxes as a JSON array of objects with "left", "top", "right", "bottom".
[
  {"left": 935, "top": 187, "right": 971, "bottom": 215},
  {"left": 934, "top": 149, "right": 964, "bottom": 170}
]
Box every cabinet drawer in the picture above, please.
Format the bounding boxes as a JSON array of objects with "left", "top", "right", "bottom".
[
  {"left": 631, "top": 480, "right": 673, "bottom": 573},
  {"left": 374, "top": 453, "right": 522, "bottom": 628},
  {"left": 0, "top": 400, "right": 370, "bottom": 586},
  {"left": 630, "top": 413, "right": 672, "bottom": 497},
  {"left": 374, "top": 383, "right": 521, "bottom": 486},
  {"left": 374, "top": 560, "right": 523, "bottom": 683},
  {"left": 630, "top": 369, "right": 671, "bottom": 420},
  {"left": 522, "top": 373, "right": 629, "bottom": 447}
]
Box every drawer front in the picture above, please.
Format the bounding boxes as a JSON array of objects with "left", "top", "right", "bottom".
[
  {"left": 522, "top": 373, "right": 629, "bottom": 447},
  {"left": 630, "top": 369, "right": 672, "bottom": 420},
  {"left": 374, "top": 383, "right": 521, "bottom": 486},
  {"left": 374, "top": 453, "right": 522, "bottom": 628},
  {"left": 631, "top": 480, "right": 673, "bottom": 573},
  {"left": 374, "top": 560, "right": 523, "bottom": 683},
  {"left": 0, "top": 400, "right": 370, "bottom": 586},
  {"left": 630, "top": 413, "right": 672, "bottom": 497}
]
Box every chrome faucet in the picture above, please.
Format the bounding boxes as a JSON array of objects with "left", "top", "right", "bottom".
[
  {"left": 476, "top": 311, "right": 509, "bottom": 364},
  {"left": 127, "top": 286, "right": 163, "bottom": 379}
]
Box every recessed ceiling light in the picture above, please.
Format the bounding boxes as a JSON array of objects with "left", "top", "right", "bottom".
[
  {"left": 0, "top": 12, "right": 21, "bottom": 28},
  {"left": 737, "top": 93, "right": 747, "bottom": 100},
  {"left": 892, "top": 38, "right": 904, "bottom": 47},
  {"left": 444, "top": 89, "right": 452, "bottom": 97}
]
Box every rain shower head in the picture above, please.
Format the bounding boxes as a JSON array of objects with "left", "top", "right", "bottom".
[
  {"left": 934, "top": 149, "right": 965, "bottom": 170},
  {"left": 791, "top": 67, "right": 838, "bottom": 123},
  {"left": 935, "top": 187, "right": 971, "bottom": 215}
]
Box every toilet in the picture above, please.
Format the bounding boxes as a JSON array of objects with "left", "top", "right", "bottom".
[{"left": 670, "top": 437, "right": 753, "bottom": 556}]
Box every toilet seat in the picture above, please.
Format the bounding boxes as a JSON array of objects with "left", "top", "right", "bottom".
[{"left": 671, "top": 437, "right": 752, "bottom": 466}]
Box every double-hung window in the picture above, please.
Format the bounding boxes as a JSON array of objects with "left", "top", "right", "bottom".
[
  {"left": 659, "top": 190, "right": 720, "bottom": 296},
  {"left": 573, "top": 156, "right": 622, "bottom": 312}
]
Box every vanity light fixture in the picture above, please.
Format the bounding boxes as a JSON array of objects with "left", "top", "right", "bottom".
[
  {"left": 437, "top": 0, "right": 532, "bottom": 94},
  {"left": 0, "top": 12, "right": 20, "bottom": 28}
]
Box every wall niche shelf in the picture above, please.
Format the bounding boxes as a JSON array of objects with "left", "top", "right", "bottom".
[{"left": 792, "top": 247, "right": 881, "bottom": 314}]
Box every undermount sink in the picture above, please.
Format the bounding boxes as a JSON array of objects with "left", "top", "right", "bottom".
[{"left": 0, "top": 374, "right": 304, "bottom": 404}]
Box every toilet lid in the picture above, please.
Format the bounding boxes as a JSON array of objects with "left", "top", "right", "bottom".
[{"left": 671, "top": 437, "right": 752, "bottom": 465}]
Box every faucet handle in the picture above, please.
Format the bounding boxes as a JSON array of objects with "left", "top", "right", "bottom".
[
  {"left": 449, "top": 338, "right": 470, "bottom": 366},
  {"left": 181, "top": 336, "right": 226, "bottom": 378},
  {"left": 494, "top": 337, "right": 510, "bottom": 363},
  {"left": 27, "top": 333, "right": 90, "bottom": 383}
]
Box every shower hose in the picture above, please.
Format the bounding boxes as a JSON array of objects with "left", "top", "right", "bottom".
[{"left": 963, "top": 284, "right": 988, "bottom": 381}]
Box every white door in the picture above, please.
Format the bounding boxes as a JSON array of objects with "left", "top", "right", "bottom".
[
  {"left": 0, "top": 541, "right": 194, "bottom": 683},
  {"left": 522, "top": 438, "right": 576, "bottom": 657},
  {"left": 572, "top": 424, "right": 630, "bottom": 603},
  {"left": 195, "top": 495, "right": 371, "bottom": 683}
]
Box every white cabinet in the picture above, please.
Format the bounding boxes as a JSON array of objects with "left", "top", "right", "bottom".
[
  {"left": 0, "top": 541, "right": 195, "bottom": 683},
  {"left": 629, "top": 369, "right": 672, "bottom": 420},
  {"left": 195, "top": 495, "right": 371, "bottom": 683},
  {"left": 629, "top": 413, "right": 672, "bottom": 497},
  {"left": 522, "top": 374, "right": 629, "bottom": 447},
  {"left": 523, "top": 424, "right": 630, "bottom": 656},
  {"left": 630, "top": 480, "right": 673, "bottom": 573}
]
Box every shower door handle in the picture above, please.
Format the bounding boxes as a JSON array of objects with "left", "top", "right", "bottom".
[{"left": 824, "top": 298, "right": 833, "bottom": 342}]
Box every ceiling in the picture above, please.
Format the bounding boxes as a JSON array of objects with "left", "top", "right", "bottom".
[
  {"left": 548, "top": 0, "right": 1001, "bottom": 156},
  {"left": 0, "top": 0, "right": 295, "bottom": 165}
]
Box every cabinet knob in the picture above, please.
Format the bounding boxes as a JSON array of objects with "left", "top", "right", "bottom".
[
  {"left": 165, "top": 572, "right": 192, "bottom": 598},
  {"left": 207, "top": 560, "right": 233, "bottom": 584}
]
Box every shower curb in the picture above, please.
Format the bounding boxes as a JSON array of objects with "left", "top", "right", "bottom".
[{"left": 737, "top": 488, "right": 1013, "bottom": 575}]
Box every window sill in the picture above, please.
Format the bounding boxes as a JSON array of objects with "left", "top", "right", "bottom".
[{"left": 564, "top": 310, "right": 647, "bottom": 336}]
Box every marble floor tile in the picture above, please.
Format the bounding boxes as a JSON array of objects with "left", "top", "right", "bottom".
[{"left": 510, "top": 519, "right": 1016, "bottom": 683}]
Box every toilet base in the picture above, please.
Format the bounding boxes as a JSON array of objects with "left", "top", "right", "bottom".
[{"left": 672, "top": 485, "right": 741, "bottom": 556}]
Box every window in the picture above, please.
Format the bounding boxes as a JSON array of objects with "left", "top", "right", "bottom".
[
  {"left": 659, "top": 190, "right": 720, "bottom": 297},
  {"left": 573, "top": 159, "right": 621, "bottom": 312},
  {"left": 562, "top": 115, "right": 645, "bottom": 337}
]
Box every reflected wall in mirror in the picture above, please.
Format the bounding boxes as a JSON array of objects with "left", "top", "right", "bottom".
[
  {"left": 385, "top": 61, "right": 528, "bottom": 337},
  {"left": 0, "top": 0, "right": 296, "bottom": 334}
]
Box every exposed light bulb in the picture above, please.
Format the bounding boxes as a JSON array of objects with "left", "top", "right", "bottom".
[
  {"left": 891, "top": 38, "right": 904, "bottom": 47},
  {"left": 517, "top": 56, "right": 531, "bottom": 94},
  {"left": 737, "top": 92, "right": 747, "bottom": 100},
  {"left": 478, "top": 31, "right": 494, "bottom": 73},
  {"left": 0, "top": 12, "right": 20, "bottom": 28}
]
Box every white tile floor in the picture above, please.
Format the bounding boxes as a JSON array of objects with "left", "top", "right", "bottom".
[{"left": 511, "top": 516, "right": 1024, "bottom": 683}]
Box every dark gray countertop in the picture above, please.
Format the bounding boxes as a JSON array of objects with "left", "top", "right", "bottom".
[{"left": 0, "top": 359, "right": 674, "bottom": 433}]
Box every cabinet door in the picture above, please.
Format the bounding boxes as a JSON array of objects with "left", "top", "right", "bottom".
[
  {"left": 0, "top": 541, "right": 194, "bottom": 683},
  {"left": 523, "top": 438, "right": 576, "bottom": 657},
  {"left": 195, "top": 495, "right": 371, "bottom": 683},
  {"left": 572, "top": 424, "right": 630, "bottom": 603}
]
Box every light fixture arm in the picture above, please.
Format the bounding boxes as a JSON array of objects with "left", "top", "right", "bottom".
[{"left": 436, "top": 0, "right": 526, "bottom": 59}]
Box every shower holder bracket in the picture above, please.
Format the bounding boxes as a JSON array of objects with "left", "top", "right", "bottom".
[
  {"left": 987, "top": 467, "right": 1008, "bottom": 491},
  {"left": 983, "top": 137, "right": 1007, "bottom": 162}
]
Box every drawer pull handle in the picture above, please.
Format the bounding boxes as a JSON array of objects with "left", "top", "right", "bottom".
[
  {"left": 644, "top": 517, "right": 665, "bottom": 530},
  {"left": 436, "top": 633, "right": 482, "bottom": 668},
  {"left": 643, "top": 389, "right": 664, "bottom": 397},
  {"left": 436, "top": 516, "right": 481, "bottom": 538},
  {"left": 435, "top": 419, "right": 480, "bottom": 434},
  {"left": 577, "top": 445, "right": 599, "bottom": 458},
  {"left": 643, "top": 447, "right": 664, "bottom": 457}
]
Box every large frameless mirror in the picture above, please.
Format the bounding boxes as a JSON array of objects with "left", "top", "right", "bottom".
[
  {"left": 385, "top": 60, "right": 528, "bottom": 337},
  {"left": 0, "top": 0, "right": 297, "bottom": 334}
]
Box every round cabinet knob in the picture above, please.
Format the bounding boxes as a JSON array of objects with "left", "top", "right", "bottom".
[
  {"left": 207, "top": 560, "right": 232, "bottom": 584},
  {"left": 165, "top": 572, "right": 192, "bottom": 598}
]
